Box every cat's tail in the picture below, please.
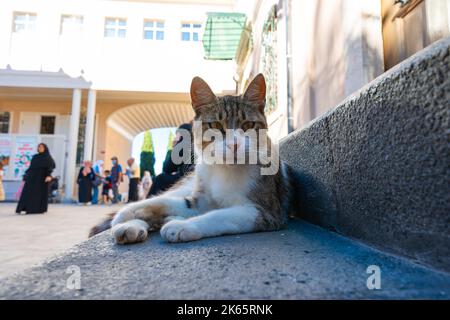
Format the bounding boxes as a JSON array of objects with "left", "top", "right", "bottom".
[{"left": 88, "top": 212, "right": 116, "bottom": 238}]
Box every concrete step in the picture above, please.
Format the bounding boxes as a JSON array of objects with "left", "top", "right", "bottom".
[
  {"left": 0, "top": 220, "right": 449, "bottom": 299},
  {"left": 280, "top": 37, "right": 450, "bottom": 273}
]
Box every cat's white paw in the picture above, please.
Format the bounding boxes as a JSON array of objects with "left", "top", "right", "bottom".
[
  {"left": 160, "top": 220, "right": 202, "bottom": 243},
  {"left": 111, "top": 206, "right": 135, "bottom": 226},
  {"left": 112, "top": 219, "right": 149, "bottom": 245}
]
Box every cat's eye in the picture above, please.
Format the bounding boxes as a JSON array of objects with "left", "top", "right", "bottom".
[{"left": 241, "top": 121, "right": 256, "bottom": 131}]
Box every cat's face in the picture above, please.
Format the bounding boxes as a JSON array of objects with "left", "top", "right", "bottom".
[{"left": 190, "top": 74, "right": 269, "bottom": 164}]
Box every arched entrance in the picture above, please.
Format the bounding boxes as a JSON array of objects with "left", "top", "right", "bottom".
[
  {"left": 100, "top": 101, "right": 194, "bottom": 195},
  {"left": 107, "top": 101, "right": 194, "bottom": 139}
]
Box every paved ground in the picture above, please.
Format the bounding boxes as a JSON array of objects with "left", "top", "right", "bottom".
[
  {"left": 0, "top": 218, "right": 449, "bottom": 299},
  {"left": 0, "top": 202, "right": 122, "bottom": 279}
]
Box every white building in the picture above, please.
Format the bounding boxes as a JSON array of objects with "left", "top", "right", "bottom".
[
  {"left": 0, "top": 0, "right": 237, "bottom": 200},
  {"left": 1, "top": 0, "right": 449, "bottom": 201}
]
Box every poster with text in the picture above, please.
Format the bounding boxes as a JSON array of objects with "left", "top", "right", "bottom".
[
  {"left": 14, "top": 136, "right": 37, "bottom": 180},
  {"left": 0, "top": 136, "right": 12, "bottom": 177}
]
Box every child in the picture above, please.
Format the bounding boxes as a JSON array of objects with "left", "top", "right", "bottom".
[{"left": 101, "top": 170, "right": 112, "bottom": 205}]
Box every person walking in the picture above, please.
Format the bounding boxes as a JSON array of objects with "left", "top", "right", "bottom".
[
  {"left": 77, "top": 160, "right": 95, "bottom": 205},
  {"left": 110, "top": 156, "right": 123, "bottom": 203},
  {"left": 126, "top": 157, "right": 140, "bottom": 203},
  {"left": 16, "top": 143, "right": 55, "bottom": 214},
  {"left": 91, "top": 160, "right": 104, "bottom": 204}
]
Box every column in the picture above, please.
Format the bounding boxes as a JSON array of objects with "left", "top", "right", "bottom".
[
  {"left": 64, "top": 89, "right": 81, "bottom": 202},
  {"left": 83, "top": 89, "right": 96, "bottom": 161}
]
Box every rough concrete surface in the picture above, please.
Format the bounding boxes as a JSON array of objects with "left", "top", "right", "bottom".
[
  {"left": 0, "top": 220, "right": 449, "bottom": 300},
  {"left": 280, "top": 37, "right": 450, "bottom": 272}
]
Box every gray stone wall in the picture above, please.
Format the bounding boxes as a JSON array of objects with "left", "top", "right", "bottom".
[{"left": 280, "top": 37, "right": 450, "bottom": 272}]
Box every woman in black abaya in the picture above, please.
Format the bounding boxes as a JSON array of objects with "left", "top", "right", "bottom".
[
  {"left": 16, "top": 143, "right": 55, "bottom": 214},
  {"left": 77, "top": 160, "right": 95, "bottom": 204}
]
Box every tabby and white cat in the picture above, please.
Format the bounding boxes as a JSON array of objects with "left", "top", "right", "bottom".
[{"left": 97, "top": 74, "right": 294, "bottom": 244}]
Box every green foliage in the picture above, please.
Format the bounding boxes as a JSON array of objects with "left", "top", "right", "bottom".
[
  {"left": 140, "top": 130, "right": 155, "bottom": 178},
  {"left": 141, "top": 130, "right": 154, "bottom": 153},
  {"left": 140, "top": 151, "right": 155, "bottom": 178},
  {"left": 167, "top": 131, "right": 175, "bottom": 151}
]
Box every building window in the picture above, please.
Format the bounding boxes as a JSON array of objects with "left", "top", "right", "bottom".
[
  {"left": 0, "top": 112, "right": 10, "bottom": 133},
  {"left": 104, "top": 18, "right": 127, "bottom": 38},
  {"left": 181, "top": 22, "right": 202, "bottom": 41},
  {"left": 60, "top": 14, "right": 83, "bottom": 35},
  {"left": 143, "top": 20, "right": 164, "bottom": 40},
  {"left": 13, "top": 12, "right": 37, "bottom": 34},
  {"left": 40, "top": 116, "right": 56, "bottom": 134}
]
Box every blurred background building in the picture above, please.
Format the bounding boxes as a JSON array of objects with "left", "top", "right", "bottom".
[
  {"left": 0, "top": 0, "right": 236, "bottom": 200},
  {"left": 234, "top": 0, "right": 450, "bottom": 138},
  {"left": 0, "top": 0, "right": 449, "bottom": 200}
]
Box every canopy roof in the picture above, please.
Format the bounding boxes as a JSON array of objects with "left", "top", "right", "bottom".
[{"left": 203, "top": 12, "right": 247, "bottom": 60}]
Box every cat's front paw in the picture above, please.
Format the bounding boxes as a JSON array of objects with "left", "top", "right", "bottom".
[
  {"left": 112, "top": 219, "right": 149, "bottom": 245},
  {"left": 160, "top": 220, "right": 202, "bottom": 243},
  {"left": 111, "top": 206, "right": 134, "bottom": 226}
]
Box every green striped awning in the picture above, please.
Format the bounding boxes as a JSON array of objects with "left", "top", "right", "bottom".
[{"left": 203, "top": 12, "right": 247, "bottom": 60}]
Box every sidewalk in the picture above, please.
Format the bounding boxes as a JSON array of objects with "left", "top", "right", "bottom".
[
  {"left": 1, "top": 219, "right": 449, "bottom": 299},
  {"left": 0, "top": 202, "right": 122, "bottom": 279}
]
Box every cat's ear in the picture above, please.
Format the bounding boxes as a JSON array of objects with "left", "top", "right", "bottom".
[
  {"left": 243, "top": 73, "right": 266, "bottom": 112},
  {"left": 190, "top": 76, "right": 217, "bottom": 113}
]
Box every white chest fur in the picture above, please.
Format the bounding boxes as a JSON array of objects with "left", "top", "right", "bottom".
[{"left": 196, "top": 164, "right": 256, "bottom": 208}]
